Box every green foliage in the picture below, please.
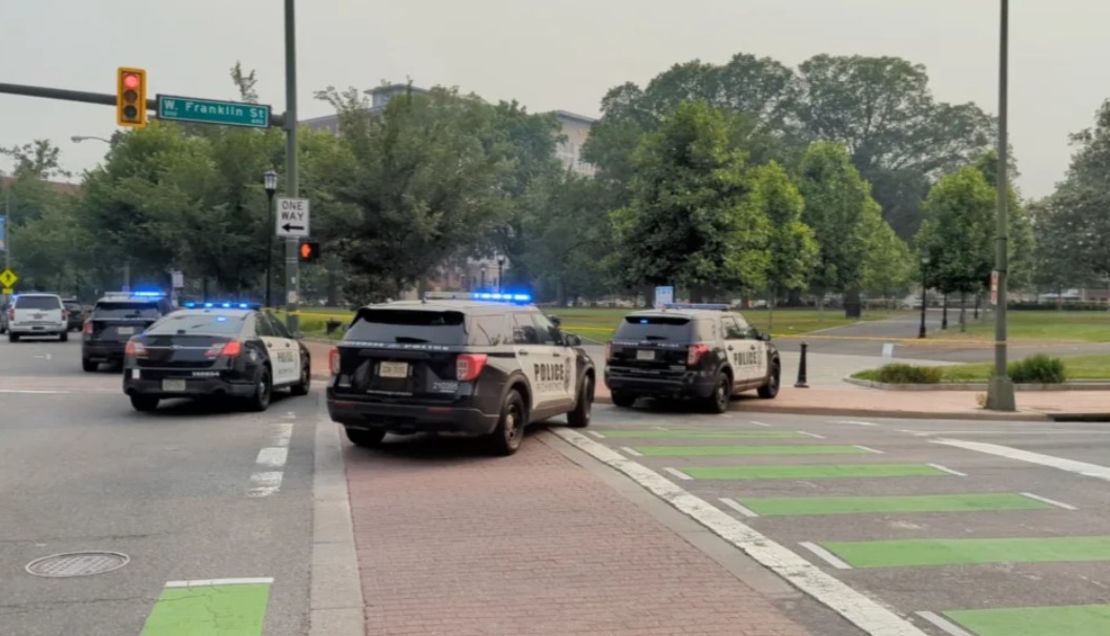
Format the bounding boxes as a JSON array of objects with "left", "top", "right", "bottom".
[
  {"left": 1008, "top": 355, "right": 1067, "bottom": 384},
  {"left": 860, "top": 202, "right": 914, "bottom": 296},
  {"left": 744, "top": 161, "right": 816, "bottom": 297},
  {"left": 916, "top": 166, "right": 995, "bottom": 295},
  {"left": 610, "top": 101, "right": 770, "bottom": 295},
  {"left": 796, "top": 141, "right": 875, "bottom": 296},
  {"left": 871, "top": 364, "right": 944, "bottom": 384}
]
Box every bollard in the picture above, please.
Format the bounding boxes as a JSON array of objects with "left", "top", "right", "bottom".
[{"left": 795, "top": 342, "right": 809, "bottom": 388}]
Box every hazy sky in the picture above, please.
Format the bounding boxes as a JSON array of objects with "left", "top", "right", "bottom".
[{"left": 2, "top": 0, "right": 1106, "bottom": 199}]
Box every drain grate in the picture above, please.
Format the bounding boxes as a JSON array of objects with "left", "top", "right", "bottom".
[{"left": 25, "top": 551, "right": 130, "bottom": 578}]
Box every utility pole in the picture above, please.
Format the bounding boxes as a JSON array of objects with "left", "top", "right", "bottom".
[
  {"left": 4, "top": 182, "right": 10, "bottom": 271},
  {"left": 283, "top": 0, "right": 300, "bottom": 333},
  {"left": 986, "top": 0, "right": 1016, "bottom": 411}
]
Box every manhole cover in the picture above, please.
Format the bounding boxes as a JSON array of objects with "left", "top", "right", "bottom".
[{"left": 25, "top": 551, "right": 129, "bottom": 578}]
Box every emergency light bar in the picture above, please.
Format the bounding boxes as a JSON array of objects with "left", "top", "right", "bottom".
[
  {"left": 663, "top": 303, "right": 729, "bottom": 311},
  {"left": 103, "top": 290, "right": 166, "bottom": 300},
  {"left": 182, "top": 301, "right": 259, "bottom": 310},
  {"left": 423, "top": 291, "right": 533, "bottom": 304}
]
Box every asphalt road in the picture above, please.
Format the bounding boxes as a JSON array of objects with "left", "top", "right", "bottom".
[
  {"left": 579, "top": 402, "right": 1110, "bottom": 635},
  {"left": 0, "top": 335, "right": 318, "bottom": 636}
]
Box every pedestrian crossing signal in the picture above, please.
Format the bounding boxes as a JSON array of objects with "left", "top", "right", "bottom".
[
  {"left": 116, "top": 67, "right": 147, "bottom": 128},
  {"left": 298, "top": 241, "right": 320, "bottom": 263}
]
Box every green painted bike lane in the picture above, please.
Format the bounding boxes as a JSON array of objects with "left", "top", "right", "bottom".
[
  {"left": 140, "top": 579, "right": 272, "bottom": 636},
  {"left": 636, "top": 444, "right": 869, "bottom": 456},
  {"left": 734, "top": 493, "right": 1050, "bottom": 516},
  {"left": 945, "top": 603, "right": 1110, "bottom": 636}
]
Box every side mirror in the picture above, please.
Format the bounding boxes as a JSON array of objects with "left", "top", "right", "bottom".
[
  {"left": 550, "top": 315, "right": 563, "bottom": 328},
  {"left": 565, "top": 334, "right": 582, "bottom": 347},
  {"left": 760, "top": 332, "right": 772, "bottom": 342}
]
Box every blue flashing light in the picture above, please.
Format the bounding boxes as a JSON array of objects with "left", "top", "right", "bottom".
[
  {"left": 239, "top": 303, "right": 249, "bottom": 309},
  {"left": 639, "top": 318, "right": 649, "bottom": 324},
  {"left": 221, "top": 302, "right": 232, "bottom": 308},
  {"left": 203, "top": 302, "right": 214, "bottom": 308},
  {"left": 132, "top": 291, "right": 165, "bottom": 298},
  {"left": 183, "top": 302, "right": 196, "bottom": 308},
  {"left": 467, "top": 291, "right": 532, "bottom": 304},
  {"left": 215, "top": 316, "right": 228, "bottom": 322}
]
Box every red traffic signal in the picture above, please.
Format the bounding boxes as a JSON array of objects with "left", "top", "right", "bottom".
[
  {"left": 116, "top": 67, "right": 147, "bottom": 128},
  {"left": 298, "top": 241, "right": 320, "bottom": 263}
]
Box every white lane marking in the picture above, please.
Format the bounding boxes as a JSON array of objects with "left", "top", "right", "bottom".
[
  {"left": 835, "top": 419, "right": 878, "bottom": 427},
  {"left": 718, "top": 497, "right": 759, "bottom": 518},
  {"left": 1020, "top": 492, "right": 1078, "bottom": 510},
  {"left": 798, "top": 431, "right": 826, "bottom": 439},
  {"left": 798, "top": 542, "right": 853, "bottom": 570},
  {"left": 586, "top": 431, "right": 605, "bottom": 439},
  {"left": 750, "top": 420, "right": 771, "bottom": 427},
  {"left": 662, "top": 467, "right": 693, "bottom": 481},
  {"left": 855, "top": 445, "right": 884, "bottom": 454},
  {"left": 272, "top": 423, "right": 294, "bottom": 448},
  {"left": 165, "top": 577, "right": 274, "bottom": 588},
  {"left": 553, "top": 429, "right": 928, "bottom": 636},
  {"left": 935, "top": 438, "right": 1110, "bottom": 483},
  {"left": 0, "top": 389, "right": 70, "bottom": 394},
  {"left": 256, "top": 447, "right": 288, "bottom": 468},
  {"left": 281, "top": 411, "right": 296, "bottom": 419},
  {"left": 927, "top": 463, "right": 967, "bottom": 477},
  {"left": 619, "top": 446, "right": 643, "bottom": 457},
  {"left": 915, "top": 611, "right": 975, "bottom": 636},
  {"left": 247, "top": 471, "right": 284, "bottom": 497}
]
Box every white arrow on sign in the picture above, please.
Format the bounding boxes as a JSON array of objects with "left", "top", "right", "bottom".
[{"left": 275, "top": 197, "right": 310, "bottom": 238}]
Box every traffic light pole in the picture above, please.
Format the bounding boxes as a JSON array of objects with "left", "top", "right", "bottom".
[{"left": 283, "top": 0, "right": 300, "bottom": 334}]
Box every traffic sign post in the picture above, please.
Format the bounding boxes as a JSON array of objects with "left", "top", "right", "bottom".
[
  {"left": 157, "top": 95, "right": 271, "bottom": 128},
  {"left": 990, "top": 270, "right": 999, "bottom": 306},
  {"left": 275, "top": 197, "right": 310, "bottom": 238},
  {"left": 0, "top": 268, "right": 19, "bottom": 289}
]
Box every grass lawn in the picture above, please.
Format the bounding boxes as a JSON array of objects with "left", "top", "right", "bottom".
[
  {"left": 951, "top": 310, "right": 1110, "bottom": 343},
  {"left": 853, "top": 354, "right": 1110, "bottom": 383}
]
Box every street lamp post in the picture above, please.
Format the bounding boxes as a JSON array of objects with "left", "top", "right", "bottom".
[
  {"left": 70, "top": 135, "right": 111, "bottom": 145},
  {"left": 496, "top": 255, "right": 506, "bottom": 293},
  {"left": 262, "top": 170, "right": 278, "bottom": 307},
  {"left": 480, "top": 266, "right": 487, "bottom": 291},
  {"left": 918, "top": 256, "right": 930, "bottom": 339}
]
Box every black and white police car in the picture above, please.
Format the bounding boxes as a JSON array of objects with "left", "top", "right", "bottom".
[
  {"left": 326, "top": 292, "right": 595, "bottom": 456},
  {"left": 122, "top": 302, "right": 311, "bottom": 412},
  {"left": 604, "top": 303, "right": 781, "bottom": 413}
]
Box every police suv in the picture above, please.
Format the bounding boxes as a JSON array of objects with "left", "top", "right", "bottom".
[
  {"left": 326, "top": 292, "right": 595, "bottom": 456},
  {"left": 82, "top": 291, "right": 174, "bottom": 371},
  {"left": 122, "top": 302, "right": 311, "bottom": 412},
  {"left": 604, "top": 303, "right": 780, "bottom": 413}
]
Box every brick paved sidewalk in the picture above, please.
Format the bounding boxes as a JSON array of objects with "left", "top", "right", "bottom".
[{"left": 344, "top": 434, "right": 809, "bottom": 636}]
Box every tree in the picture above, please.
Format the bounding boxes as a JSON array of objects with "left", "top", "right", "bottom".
[
  {"left": 860, "top": 204, "right": 914, "bottom": 301},
  {"left": 915, "top": 167, "right": 995, "bottom": 331},
  {"left": 743, "top": 161, "right": 816, "bottom": 327},
  {"left": 972, "top": 150, "right": 1035, "bottom": 293},
  {"left": 797, "top": 55, "right": 994, "bottom": 237},
  {"left": 611, "top": 101, "right": 770, "bottom": 298},
  {"left": 796, "top": 141, "right": 875, "bottom": 315}
]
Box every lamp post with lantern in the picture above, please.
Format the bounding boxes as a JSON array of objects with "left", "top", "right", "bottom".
[
  {"left": 918, "top": 255, "right": 931, "bottom": 339},
  {"left": 263, "top": 170, "right": 278, "bottom": 307}
]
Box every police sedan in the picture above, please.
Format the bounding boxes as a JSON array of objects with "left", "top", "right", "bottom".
[{"left": 122, "top": 302, "right": 311, "bottom": 412}]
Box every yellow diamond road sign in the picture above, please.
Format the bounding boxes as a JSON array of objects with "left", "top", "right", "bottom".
[{"left": 0, "top": 268, "right": 18, "bottom": 289}]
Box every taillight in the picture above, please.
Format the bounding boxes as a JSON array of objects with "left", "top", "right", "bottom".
[
  {"left": 328, "top": 347, "right": 340, "bottom": 376},
  {"left": 687, "top": 343, "right": 710, "bottom": 367},
  {"left": 125, "top": 339, "right": 147, "bottom": 358},
  {"left": 62, "top": 310, "right": 69, "bottom": 321},
  {"left": 205, "top": 340, "right": 242, "bottom": 358},
  {"left": 456, "top": 353, "right": 488, "bottom": 382},
  {"left": 83, "top": 321, "right": 93, "bottom": 335}
]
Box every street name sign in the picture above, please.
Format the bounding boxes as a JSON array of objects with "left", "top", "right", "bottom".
[
  {"left": 0, "top": 267, "right": 18, "bottom": 289},
  {"left": 275, "top": 197, "right": 310, "bottom": 238},
  {"left": 157, "top": 94, "right": 271, "bottom": 128}
]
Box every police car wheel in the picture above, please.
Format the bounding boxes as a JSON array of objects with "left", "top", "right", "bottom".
[
  {"left": 704, "top": 373, "right": 731, "bottom": 414},
  {"left": 567, "top": 376, "right": 593, "bottom": 428},
  {"left": 82, "top": 358, "right": 98, "bottom": 372},
  {"left": 8, "top": 333, "right": 19, "bottom": 343},
  {"left": 488, "top": 390, "right": 525, "bottom": 456},
  {"left": 345, "top": 428, "right": 385, "bottom": 448},
  {"left": 611, "top": 391, "right": 636, "bottom": 408},
  {"left": 290, "top": 361, "right": 311, "bottom": 396},
  {"left": 59, "top": 332, "right": 68, "bottom": 343},
  {"left": 130, "top": 395, "right": 159, "bottom": 412},
  {"left": 247, "top": 369, "right": 273, "bottom": 412},
  {"left": 758, "top": 362, "right": 780, "bottom": 399}
]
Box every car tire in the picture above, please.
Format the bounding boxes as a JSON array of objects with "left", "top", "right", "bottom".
[
  {"left": 758, "top": 362, "right": 781, "bottom": 399},
  {"left": 611, "top": 391, "right": 636, "bottom": 408},
  {"left": 567, "top": 376, "right": 593, "bottom": 428},
  {"left": 8, "top": 333, "right": 19, "bottom": 343},
  {"left": 704, "top": 373, "right": 731, "bottom": 414},
  {"left": 345, "top": 428, "right": 386, "bottom": 448},
  {"left": 130, "top": 395, "right": 159, "bottom": 412},
  {"left": 290, "top": 360, "right": 311, "bottom": 396},
  {"left": 82, "top": 358, "right": 98, "bottom": 372},
  {"left": 59, "top": 331, "right": 68, "bottom": 343},
  {"left": 247, "top": 369, "right": 273, "bottom": 412},
  {"left": 488, "top": 390, "right": 526, "bottom": 456}
]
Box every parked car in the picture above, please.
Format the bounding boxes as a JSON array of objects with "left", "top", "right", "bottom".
[{"left": 62, "top": 298, "right": 85, "bottom": 332}]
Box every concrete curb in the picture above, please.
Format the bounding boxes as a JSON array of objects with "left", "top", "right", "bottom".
[
  {"left": 844, "top": 377, "right": 1110, "bottom": 392},
  {"left": 309, "top": 399, "right": 364, "bottom": 636}
]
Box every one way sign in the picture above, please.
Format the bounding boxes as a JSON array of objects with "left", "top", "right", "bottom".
[{"left": 275, "top": 197, "right": 310, "bottom": 238}]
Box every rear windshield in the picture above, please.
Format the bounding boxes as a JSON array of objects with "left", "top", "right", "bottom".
[
  {"left": 613, "top": 316, "right": 692, "bottom": 342},
  {"left": 15, "top": 296, "right": 61, "bottom": 310},
  {"left": 346, "top": 309, "right": 467, "bottom": 345},
  {"left": 93, "top": 302, "right": 162, "bottom": 320},
  {"left": 145, "top": 312, "right": 246, "bottom": 337}
]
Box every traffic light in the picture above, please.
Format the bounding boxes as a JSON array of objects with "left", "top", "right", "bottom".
[
  {"left": 298, "top": 241, "right": 320, "bottom": 263},
  {"left": 116, "top": 67, "right": 147, "bottom": 128}
]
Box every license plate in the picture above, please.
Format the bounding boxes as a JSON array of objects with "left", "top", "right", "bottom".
[
  {"left": 33, "top": 313, "right": 43, "bottom": 319},
  {"left": 636, "top": 350, "right": 655, "bottom": 361},
  {"left": 116, "top": 327, "right": 135, "bottom": 335},
  {"left": 162, "top": 379, "right": 187, "bottom": 392},
  {"left": 379, "top": 361, "right": 409, "bottom": 379}
]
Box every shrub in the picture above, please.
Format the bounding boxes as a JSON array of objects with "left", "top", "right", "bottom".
[
  {"left": 1008, "top": 355, "right": 1067, "bottom": 384},
  {"left": 874, "top": 364, "right": 944, "bottom": 384}
]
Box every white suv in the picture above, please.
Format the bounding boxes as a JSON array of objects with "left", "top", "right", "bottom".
[{"left": 8, "top": 294, "right": 68, "bottom": 343}]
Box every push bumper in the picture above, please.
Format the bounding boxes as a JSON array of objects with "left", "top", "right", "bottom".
[
  {"left": 605, "top": 367, "right": 717, "bottom": 399},
  {"left": 326, "top": 390, "right": 500, "bottom": 436}
]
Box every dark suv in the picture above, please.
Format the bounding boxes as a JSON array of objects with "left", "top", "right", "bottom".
[
  {"left": 62, "top": 299, "right": 85, "bottom": 332},
  {"left": 327, "top": 293, "right": 596, "bottom": 455},
  {"left": 82, "top": 293, "right": 173, "bottom": 371},
  {"left": 604, "top": 304, "right": 780, "bottom": 413}
]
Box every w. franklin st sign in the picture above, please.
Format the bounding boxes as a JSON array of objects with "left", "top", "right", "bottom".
[{"left": 157, "top": 95, "right": 271, "bottom": 128}]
